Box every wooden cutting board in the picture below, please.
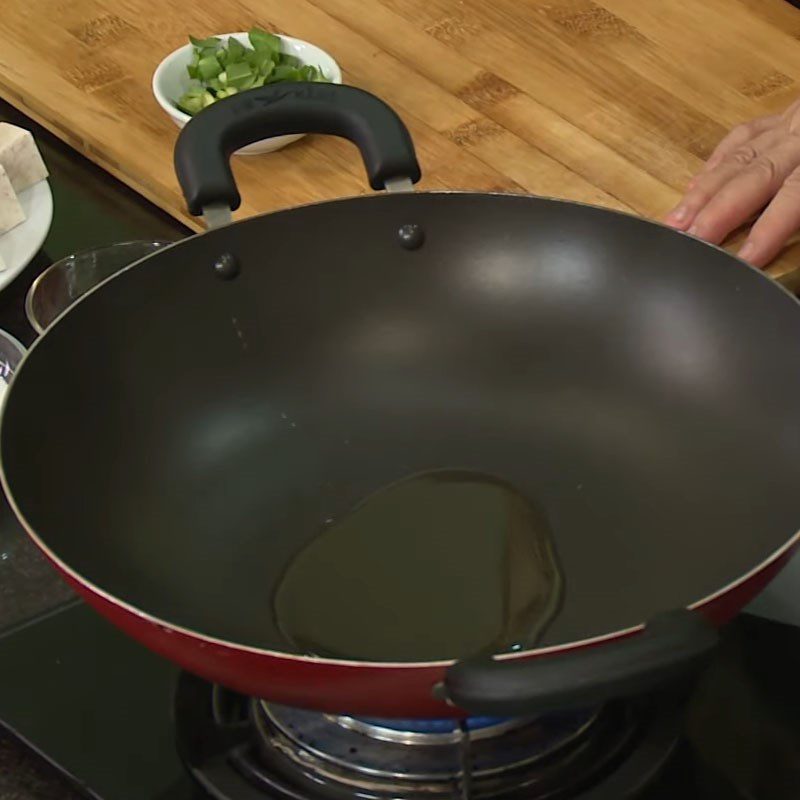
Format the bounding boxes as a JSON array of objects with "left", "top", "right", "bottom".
[{"left": 1, "top": 0, "right": 799, "bottom": 286}]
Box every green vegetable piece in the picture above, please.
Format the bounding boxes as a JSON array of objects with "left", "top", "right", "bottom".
[
  {"left": 226, "top": 61, "right": 252, "bottom": 81},
  {"left": 260, "top": 58, "right": 276, "bottom": 79},
  {"left": 189, "top": 35, "right": 221, "bottom": 49},
  {"left": 197, "top": 54, "right": 222, "bottom": 80},
  {"left": 249, "top": 26, "right": 281, "bottom": 55},
  {"left": 299, "top": 65, "right": 318, "bottom": 81},
  {"left": 186, "top": 50, "right": 201, "bottom": 80},
  {"left": 225, "top": 61, "right": 250, "bottom": 89},
  {"left": 207, "top": 77, "right": 223, "bottom": 92},
  {"left": 179, "top": 86, "right": 205, "bottom": 99},
  {"left": 268, "top": 64, "right": 301, "bottom": 83},
  {"left": 279, "top": 54, "right": 302, "bottom": 68},
  {"left": 314, "top": 65, "right": 329, "bottom": 82},
  {"left": 227, "top": 36, "right": 246, "bottom": 62},
  {"left": 253, "top": 75, "right": 266, "bottom": 87},
  {"left": 217, "top": 48, "right": 229, "bottom": 67},
  {"left": 248, "top": 48, "right": 274, "bottom": 74},
  {"left": 216, "top": 86, "right": 242, "bottom": 100},
  {"left": 200, "top": 45, "right": 220, "bottom": 60},
  {"left": 176, "top": 87, "right": 215, "bottom": 115}
]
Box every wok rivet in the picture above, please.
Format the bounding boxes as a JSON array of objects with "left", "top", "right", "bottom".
[
  {"left": 398, "top": 224, "right": 425, "bottom": 250},
  {"left": 214, "top": 253, "right": 240, "bottom": 280}
]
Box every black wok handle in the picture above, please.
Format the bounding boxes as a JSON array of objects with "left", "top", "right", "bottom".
[
  {"left": 174, "top": 83, "right": 421, "bottom": 217},
  {"left": 439, "top": 610, "right": 719, "bottom": 716}
]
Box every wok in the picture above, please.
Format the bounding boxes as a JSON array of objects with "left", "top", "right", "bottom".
[{"left": 2, "top": 85, "right": 799, "bottom": 718}]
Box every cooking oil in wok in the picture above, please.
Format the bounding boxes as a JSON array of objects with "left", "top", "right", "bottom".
[{"left": 273, "top": 470, "right": 563, "bottom": 662}]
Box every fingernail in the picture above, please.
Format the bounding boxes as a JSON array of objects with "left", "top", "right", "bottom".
[
  {"left": 666, "top": 205, "right": 689, "bottom": 225},
  {"left": 738, "top": 242, "right": 756, "bottom": 261},
  {"left": 687, "top": 224, "right": 701, "bottom": 237}
]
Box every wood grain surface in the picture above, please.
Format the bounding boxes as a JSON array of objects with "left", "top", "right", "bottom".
[{"left": 1, "top": 0, "right": 799, "bottom": 285}]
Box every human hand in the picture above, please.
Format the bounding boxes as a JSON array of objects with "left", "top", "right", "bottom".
[{"left": 665, "top": 99, "right": 800, "bottom": 267}]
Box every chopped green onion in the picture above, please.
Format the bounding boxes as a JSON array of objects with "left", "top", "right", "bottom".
[
  {"left": 176, "top": 28, "right": 332, "bottom": 116},
  {"left": 248, "top": 27, "right": 281, "bottom": 55},
  {"left": 197, "top": 54, "right": 222, "bottom": 80},
  {"left": 227, "top": 36, "right": 246, "bottom": 62},
  {"left": 268, "top": 64, "right": 300, "bottom": 83},
  {"left": 189, "top": 35, "right": 221, "bottom": 49}
]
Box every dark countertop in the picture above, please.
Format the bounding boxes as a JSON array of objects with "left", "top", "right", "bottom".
[{"left": 0, "top": 97, "right": 187, "bottom": 799}]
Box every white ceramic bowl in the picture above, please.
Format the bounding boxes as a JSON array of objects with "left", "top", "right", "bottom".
[{"left": 152, "top": 33, "right": 342, "bottom": 156}]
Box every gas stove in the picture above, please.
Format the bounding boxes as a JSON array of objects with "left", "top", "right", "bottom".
[
  {"left": 3, "top": 601, "right": 799, "bottom": 800},
  {"left": 178, "top": 675, "right": 679, "bottom": 800}
]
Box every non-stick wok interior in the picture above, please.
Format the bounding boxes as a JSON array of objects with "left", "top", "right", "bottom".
[{"left": 3, "top": 193, "right": 800, "bottom": 660}]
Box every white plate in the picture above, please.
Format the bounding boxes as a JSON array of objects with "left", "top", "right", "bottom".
[{"left": 0, "top": 180, "right": 53, "bottom": 292}]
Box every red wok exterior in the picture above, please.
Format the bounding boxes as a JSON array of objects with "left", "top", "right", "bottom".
[{"left": 51, "top": 537, "right": 798, "bottom": 719}]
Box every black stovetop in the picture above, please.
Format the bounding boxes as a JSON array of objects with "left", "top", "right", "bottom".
[
  {"left": 0, "top": 96, "right": 186, "bottom": 800},
  {"left": 1, "top": 601, "right": 800, "bottom": 800}
]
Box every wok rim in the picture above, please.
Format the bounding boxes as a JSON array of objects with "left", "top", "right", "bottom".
[{"left": 2, "top": 190, "right": 800, "bottom": 669}]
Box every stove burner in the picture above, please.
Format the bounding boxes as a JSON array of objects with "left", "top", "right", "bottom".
[
  {"left": 258, "top": 702, "right": 599, "bottom": 779},
  {"left": 331, "top": 714, "right": 533, "bottom": 745},
  {"left": 174, "top": 673, "right": 685, "bottom": 800}
]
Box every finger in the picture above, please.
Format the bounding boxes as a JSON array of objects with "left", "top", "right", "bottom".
[
  {"left": 691, "top": 125, "right": 787, "bottom": 190},
  {"left": 688, "top": 143, "right": 800, "bottom": 244},
  {"left": 683, "top": 116, "right": 780, "bottom": 193},
  {"left": 666, "top": 127, "right": 788, "bottom": 230},
  {"left": 781, "top": 96, "right": 800, "bottom": 123},
  {"left": 665, "top": 147, "right": 765, "bottom": 230},
  {"left": 738, "top": 171, "right": 800, "bottom": 267},
  {"left": 702, "top": 115, "right": 779, "bottom": 173}
]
